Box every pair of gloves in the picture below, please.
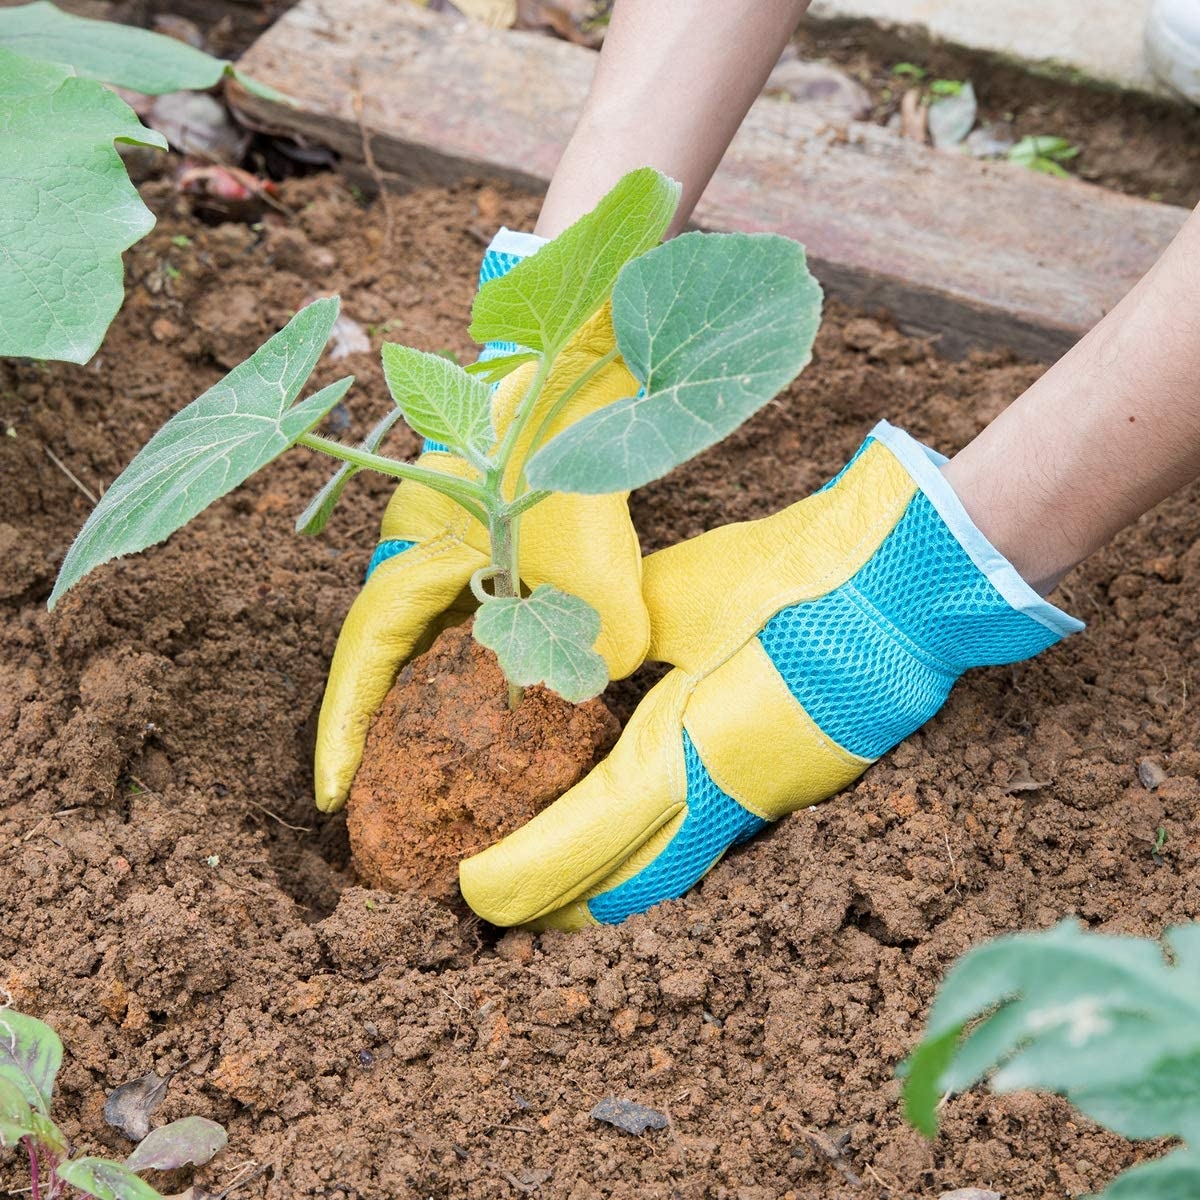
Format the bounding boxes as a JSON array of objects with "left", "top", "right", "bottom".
[{"left": 315, "top": 231, "right": 1083, "bottom": 931}]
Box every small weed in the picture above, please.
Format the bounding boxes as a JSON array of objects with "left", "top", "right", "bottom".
[
  {"left": 164, "top": 263, "right": 181, "bottom": 281},
  {"left": 1008, "top": 135, "right": 1080, "bottom": 178},
  {"left": 0, "top": 1005, "right": 227, "bottom": 1199},
  {"left": 170, "top": 235, "right": 192, "bottom": 249},
  {"left": 1153, "top": 826, "right": 1168, "bottom": 854},
  {"left": 928, "top": 78, "right": 965, "bottom": 96},
  {"left": 891, "top": 62, "right": 927, "bottom": 80}
]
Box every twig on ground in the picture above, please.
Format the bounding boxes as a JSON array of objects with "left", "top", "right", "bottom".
[
  {"left": 351, "top": 85, "right": 395, "bottom": 279},
  {"left": 44, "top": 445, "right": 98, "bottom": 504}
]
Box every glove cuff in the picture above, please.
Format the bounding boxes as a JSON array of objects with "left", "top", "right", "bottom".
[{"left": 867, "top": 420, "right": 1084, "bottom": 641}]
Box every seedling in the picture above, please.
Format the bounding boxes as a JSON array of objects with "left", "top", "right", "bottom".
[
  {"left": 1008, "top": 135, "right": 1080, "bottom": 179},
  {"left": 48, "top": 167, "right": 823, "bottom": 704},
  {"left": 901, "top": 919, "right": 1200, "bottom": 1197},
  {"left": 0, "top": 1006, "right": 227, "bottom": 1199}
]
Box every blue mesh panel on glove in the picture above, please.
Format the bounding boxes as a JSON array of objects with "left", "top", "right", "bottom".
[
  {"left": 365, "top": 538, "right": 417, "bottom": 581},
  {"left": 587, "top": 732, "right": 768, "bottom": 925},
  {"left": 758, "top": 489, "right": 1063, "bottom": 761},
  {"left": 852, "top": 491, "right": 1061, "bottom": 669}
]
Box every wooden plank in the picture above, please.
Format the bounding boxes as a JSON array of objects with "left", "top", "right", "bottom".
[{"left": 232, "top": 0, "right": 1189, "bottom": 360}]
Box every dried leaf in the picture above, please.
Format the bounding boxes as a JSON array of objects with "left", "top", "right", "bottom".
[{"left": 103, "top": 1071, "right": 169, "bottom": 1141}]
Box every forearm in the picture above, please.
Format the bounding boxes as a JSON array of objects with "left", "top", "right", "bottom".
[
  {"left": 943, "top": 202, "right": 1200, "bottom": 594},
  {"left": 535, "top": 0, "right": 809, "bottom": 238}
]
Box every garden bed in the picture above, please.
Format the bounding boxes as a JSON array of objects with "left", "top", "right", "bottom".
[{"left": 2, "top": 170, "right": 1198, "bottom": 1199}]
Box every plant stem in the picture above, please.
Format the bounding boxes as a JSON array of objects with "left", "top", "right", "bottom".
[
  {"left": 24, "top": 1139, "right": 39, "bottom": 1200},
  {"left": 297, "top": 433, "right": 489, "bottom": 526},
  {"left": 525, "top": 346, "right": 619, "bottom": 468}
]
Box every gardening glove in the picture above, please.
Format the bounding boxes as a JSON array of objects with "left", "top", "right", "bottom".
[
  {"left": 459, "top": 421, "right": 1084, "bottom": 929},
  {"left": 315, "top": 230, "right": 650, "bottom": 813}
]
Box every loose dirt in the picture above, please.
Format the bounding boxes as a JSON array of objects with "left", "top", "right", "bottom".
[
  {"left": 347, "top": 621, "right": 619, "bottom": 903},
  {"left": 2, "top": 171, "right": 1198, "bottom": 1199}
]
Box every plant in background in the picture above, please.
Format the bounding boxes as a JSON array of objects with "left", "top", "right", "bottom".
[
  {"left": 0, "top": 1, "right": 280, "bottom": 363},
  {"left": 0, "top": 1007, "right": 226, "bottom": 1199},
  {"left": 1008, "top": 134, "right": 1080, "bottom": 178},
  {"left": 47, "top": 167, "right": 823, "bottom": 703},
  {"left": 902, "top": 919, "right": 1200, "bottom": 1198}
]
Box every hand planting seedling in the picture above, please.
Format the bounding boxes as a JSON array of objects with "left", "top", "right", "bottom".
[
  {"left": 49, "top": 167, "right": 823, "bottom": 713},
  {"left": 0, "top": 1006, "right": 226, "bottom": 1199},
  {"left": 901, "top": 920, "right": 1200, "bottom": 1197}
]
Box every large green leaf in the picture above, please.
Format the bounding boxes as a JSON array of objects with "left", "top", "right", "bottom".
[
  {"left": 125, "top": 1116, "right": 227, "bottom": 1171},
  {"left": 469, "top": 167, "right": 680, "bottom": 356},
  {"left": 0, "top": 47, "right": 167, "bottom": 363},
  {"left": 49, "top": 299, "right": 347, "bottom": 608},
  {"left": 0, "top": 1010, "right": 62, "bottom": 1116},
  {"left": 527, "top": 232, "right": 823, "bottom": 494},
  {"left": 473, "top": 585, "right": 608, "bottom": 703},
  {"left": 902, "top": 920, "right": 1200, "bottom": 1144},
  {"left": 1094, "top": 1150, "right": 1200, "bottom": 1200},
  {"left": 381, "top": 343, "right": 494, "bottom": 461},
  {"left": 0, "top": 1, "right": 282, "bottom": 98},
  {"left": 58, "top": 1157, "right": 162, "bottom": 1200},
  {"left": 0, "top": 1075, "right": 34, "bottom": 1148}
]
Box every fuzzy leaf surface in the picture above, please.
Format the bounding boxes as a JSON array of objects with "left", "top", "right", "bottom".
[
  {"left": 902, "top": 920, "right": 1200, "bottom": 1144},
  {"left": 0, "top": 1, "right": 279, "bottom": 97},
  {"left": 0, "top": 47, "right": 167, "bottom": 363},
  {"left": 50, "top": 299, "right": 346, "bottom": 608},
  {"left": 1094, "top": 1150, "right": 1200, "bottom": 1199},
  {"left": 125, "top": 1116, "right": 227, "bottom": 1171},
  {"left": 0, "top": 1010, "right": 62, "bottom": 1116},
  {"left": 527, "top": 232, "right": 822, "bottom": 494},
  {"left": 469, "top": 167, "right": 679, "bottom": 355},
  {"left": 382, "top": 343, "right": 493, "bottom": 459},
  {"left": 295, "top": 408, "right": 405, "bottom": 536},
  {"left": 0, "top": 1075, "right": 34, "bottom": 1147},
  {"left": 58, "top": 1157, "right": 163, "bottom": 1200},
  {"left": 473, "top": 584, "right": 607, "bottom": 702},
  {"left": 463, "top": 350, "right": 537, "bottom": 383}
]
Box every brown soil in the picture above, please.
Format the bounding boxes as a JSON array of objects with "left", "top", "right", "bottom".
[
  {"left": 2, "top": 169, "right": 1198, "bottom": 1199},
  {"left": 347, "top": 621, "right": 619, "bottom": 903},
  {"left": 793, "top": 22, "right": 1200, "bottom": 208}
]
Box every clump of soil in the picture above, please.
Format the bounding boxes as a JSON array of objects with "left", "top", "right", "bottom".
[{"left": 347, "top": 621, "right": 619, "bottom": 903}]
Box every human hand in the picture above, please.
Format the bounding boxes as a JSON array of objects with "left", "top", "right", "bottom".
[
  {"left": 313, "top": 232, "right": 650, "bottom": 813},
  {"left": 459, "top": 421, "right": 1083, "bottom": 928}
]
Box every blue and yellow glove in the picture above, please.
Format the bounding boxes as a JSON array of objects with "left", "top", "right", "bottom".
[
  {"left": 459, "top": 421, "right": 1084, "bottom": 929},
  {"left": 314, "top": 230, "right": 650, "bottom": 812}
]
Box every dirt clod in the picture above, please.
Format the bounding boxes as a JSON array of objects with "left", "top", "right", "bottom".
[{"left": 346, "top": 621, "right": 619, "bottom": 903}]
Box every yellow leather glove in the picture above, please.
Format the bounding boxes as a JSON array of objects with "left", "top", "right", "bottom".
[
  {"left": 459, "top": 422, "right": 1083, "bottom": 929},
  {"left": 314, "top": 302, "right": 650, "bottom": 813}
]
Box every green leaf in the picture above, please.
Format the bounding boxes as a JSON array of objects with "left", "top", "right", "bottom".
[
  {"left": 381, "top": 343, "right": 494, "bottom": 460},
  {"left": 58, "top": 1157, "right": 163, "bottom": 1200},
  {"left": 295, "top": 408, "right": 405, "bottom": 536},
  {"left": 49, "top": 299, "right": 347, "bottom": 608},
  {"left": 0, "top": 1, "right": 279, "bottom": 98},
  {"left": 0, "top": 47, "right": 167, "bottom": 363},
  {"left": 527, "top": 232, "right": 822, "bottom": 494},
  {"left": 899, "top": 1026, "right": 958, "bottom": 1137},
  {"left": 0, "top": 1010, "right": 62, "bottom": 1116},
  {"left": 901, "top": 920, "right": 1200, "bottom": 1143},
  {"left": 463, "top": 350, "right": 538, "bottom": 384},
  {"left": 125, "top": 1116, "right": 227, "bottom": 1171},
  {"left": 469, "top": 167, "right": 680, "bottom": 356},
  {"left": 1094, "top": 1150, "right": 1200, "bottom": 1200},
  {"left": 891, "top": 62, "right": 927, "bottom": 79},
  {"left": 473, "top": 585, "right": 608, "bottom": 703},
  {"left": 928, "top": 78, "right": 964, "bottom": 95},
  {"left": 29, "top": 1109, "right": 67, "bottom": 1156},
  {"left": 0, "top": 1075, "right": 34, "bottom": 1148}
]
